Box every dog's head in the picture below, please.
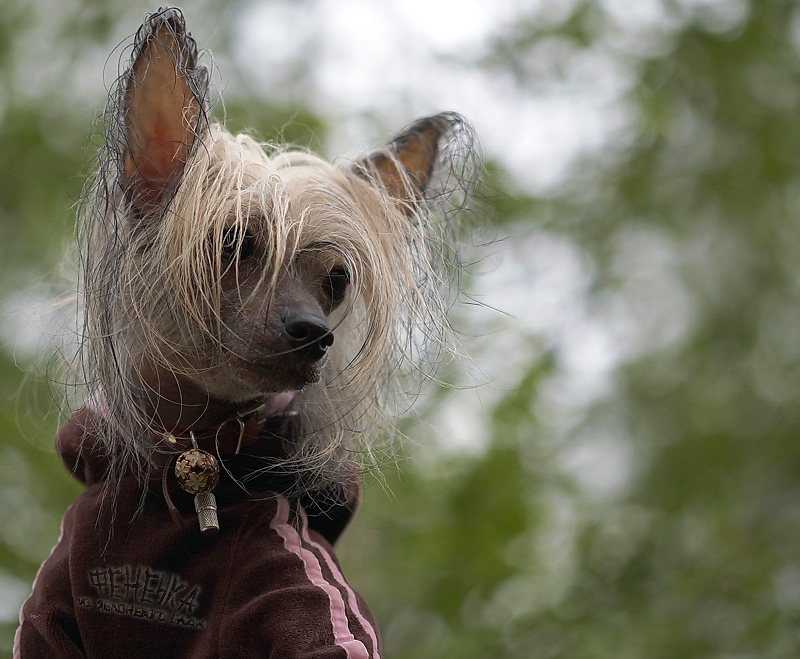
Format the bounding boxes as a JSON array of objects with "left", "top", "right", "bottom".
[{"left": 80, "top": 8, "right": 478, "bottom": 483}]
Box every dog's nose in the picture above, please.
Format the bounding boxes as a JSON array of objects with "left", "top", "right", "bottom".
[{"left": 283, "top": 312, "right": 334, "bottom": 361}]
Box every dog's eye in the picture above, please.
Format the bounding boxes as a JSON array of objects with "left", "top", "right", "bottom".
[
  {"left": 322, "top": 267, "right": 350, "bottom": 305},
  {"left": 221, "top": 229, "right": 255, "bottom": 261}
]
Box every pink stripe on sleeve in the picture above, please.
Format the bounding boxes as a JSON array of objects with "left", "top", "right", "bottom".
[
  {"left": 299, "top": 509, "right": 381, "bottom": 659},
  {"left": 270, "top": 497, "right": 370, "bottom": 659}
]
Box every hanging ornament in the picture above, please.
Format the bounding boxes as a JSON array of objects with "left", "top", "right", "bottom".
[{"left": 175, "top": 434, "right": 220, "bottom": 535}]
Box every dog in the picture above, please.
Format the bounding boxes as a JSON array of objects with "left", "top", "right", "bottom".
[{"left": 16, "top": 7, "right": 478, "bottom": 658}]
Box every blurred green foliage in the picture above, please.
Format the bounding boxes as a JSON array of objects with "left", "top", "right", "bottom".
[{"left": 3, "top": 1, "right": 800, "bottom": 658}]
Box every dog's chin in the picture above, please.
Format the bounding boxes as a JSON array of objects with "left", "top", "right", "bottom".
[
  {"left": 227, "top": 354, "right": 328, "bottom": 399},
  {"left": 246, "top": 361, "right": 325, "bottom": 394},
  {"left": 184, "top": 349, "right": 329, "bottom": 404}
]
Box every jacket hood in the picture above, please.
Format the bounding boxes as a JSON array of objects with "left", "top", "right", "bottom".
[{"left": 55, "top": 406, "right": 109, "bottom": 487}]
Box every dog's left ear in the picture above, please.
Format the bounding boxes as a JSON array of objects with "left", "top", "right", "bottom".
[
  {"left": 122, "top": 9, "right": 208, "bottom": 215},
  {"left": 358, "top": 113, "right": 456, "bottom": 208}
]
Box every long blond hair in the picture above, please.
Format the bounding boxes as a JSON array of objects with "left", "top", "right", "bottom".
[{"left": 73, "top": 8, "right": 480, "bottom": 501}]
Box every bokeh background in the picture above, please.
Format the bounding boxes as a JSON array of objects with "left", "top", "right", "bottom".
[{"left": 3, "top": 0, "right": 800, "bottom": 657}]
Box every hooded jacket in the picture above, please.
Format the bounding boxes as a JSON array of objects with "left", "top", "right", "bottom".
[{"left": 15, "top": 405, "right": 381, "bottom": 658}]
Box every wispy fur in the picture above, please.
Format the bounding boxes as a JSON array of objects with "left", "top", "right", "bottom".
[{"left": 70, "top": 7, "right": 480, "bottom": 506}]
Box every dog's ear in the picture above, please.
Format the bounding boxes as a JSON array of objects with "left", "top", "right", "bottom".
[
  {"left": 122, "top": 9, "right": 207, "bottom": 214},
  {"left": 358, "top": 114, "right": 454, "bottom": 208}
]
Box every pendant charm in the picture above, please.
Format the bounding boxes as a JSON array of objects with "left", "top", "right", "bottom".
[{"left": 175, "top": 444, "right": 220, "bottom": 535}]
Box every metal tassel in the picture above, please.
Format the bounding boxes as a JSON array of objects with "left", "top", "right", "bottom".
[{"left": 194, "top": 491, "right": 219, "bottom": 536}]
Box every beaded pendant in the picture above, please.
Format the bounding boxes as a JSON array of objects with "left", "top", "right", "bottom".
[{"left": 175, "top": 442, "right": 220, "bottom": 536}]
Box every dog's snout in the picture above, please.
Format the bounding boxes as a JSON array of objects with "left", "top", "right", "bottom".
[{"left": 283, "top": 312, "right": 334, "bottom": 360}]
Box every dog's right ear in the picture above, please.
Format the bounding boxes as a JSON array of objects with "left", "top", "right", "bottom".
[{"left": 122, "top": 9, "right": 208, "bottom": 215}]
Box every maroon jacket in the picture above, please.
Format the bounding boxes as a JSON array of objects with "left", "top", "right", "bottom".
[{"left": 15, "top": 406, "right": 381, "bottom": 658}]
